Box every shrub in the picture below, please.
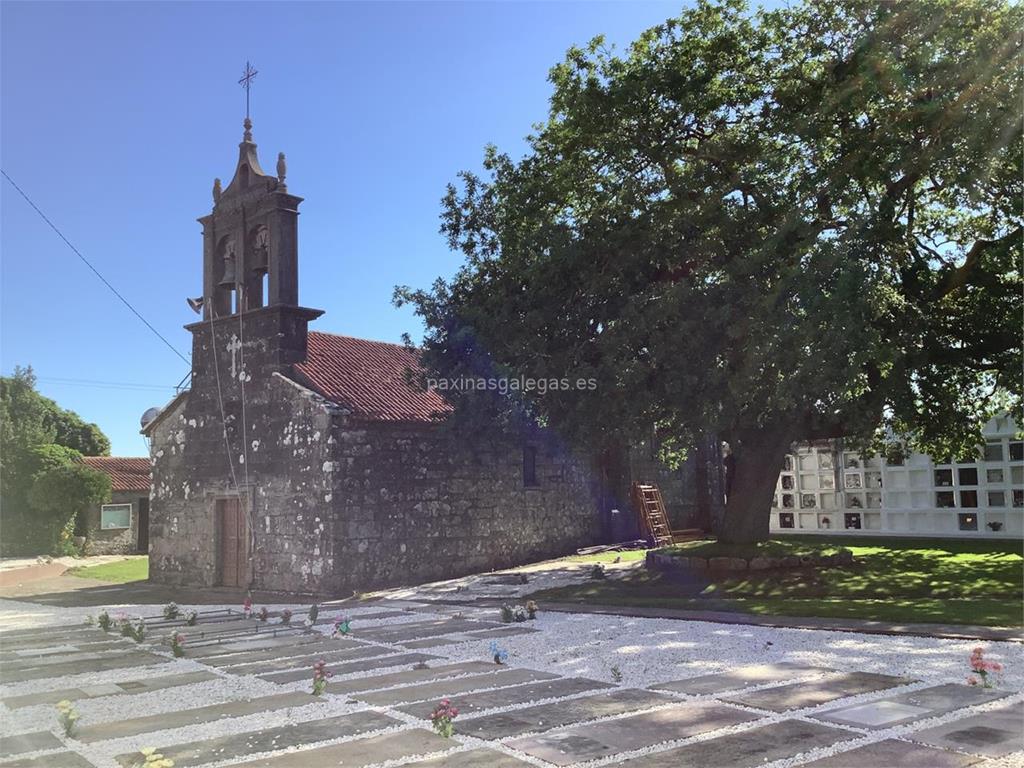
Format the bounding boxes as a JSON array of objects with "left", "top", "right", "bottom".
[{"left": 27, "top": 459, "right": 110, "bottom": 556}]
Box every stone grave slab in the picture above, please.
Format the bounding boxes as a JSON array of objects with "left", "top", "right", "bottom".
[
  {"left": 816, "top": 684, "right": 1013, "bottom": 729},
  {"left": 2, "top": 671, "right": 218, "bottom": 710},
  {"left": 74, "top": 691, "right": 316, "bottom": 743},
  {"left": 314, "top": 609, "right": 410, "bottom": 624},
  {"left": 185, "top": 633, "right": 316, "bottom": 658},
  {"left": 1, "top": 652, "right": 167, "bottom": 684},
  {"left": 355, "top": 618, "right": 499, "bottom": 643},
  {"left": 0, "top": 731, "right": 64, "bottom": 758},
  {"left": 0, "top": 751, "right": 96, "bottom": 768},
  {"left": 797, "top": 738, "right": 983, "bottom": 767},
  {"left": 326, "top": 661, "right": 498, "bottom": 695},
  {"left": 399, "top": 677, "right": 615, "bottom": 719},
  {"left": 650, "top": 663, "right": 833, "bottom": 696},
  {"left": 259, "top": 652, "right": 440, "bottom": 683},
  {"left": 113, "top": 709, "right": 399, "bottom": 766},
  {"left": 1, "top": 640, "right": 130, "bottom": 660},
  {"left": 615, "top": 718, "right": 851, "bottom": 768},
  {"left": 202, "top": 637, "right": 365, "bottom": 667},
  {"left": 462, "top": 625, "right": 540, "bottom": 639},
  {"left": 355, "top": 668, "right": 560, "bottom": 706},
  {"left": 724, "top": 671, "right": 914, "bottom": 712},
  {"left": 0, "top": 629, "right": 101, "bottom": 648},
  {"left": 506, "top": 702, "right": 759, "bottom": 765},
  {"left": 222, "top": 646, "right": 396, "bottom": 677},
  {"left": 908, "top": 701, "right": 1024, "bottom": 758},
  {"left": 1, "top": 648, "right": 148, "bottom": 673},
  {"left": 453, "top": 689, "right": 676, "bottom": 740},
  {"left": 0, "top": 646, "right": 75, "bottom": 662},
  {"left": 227, "top": 728, "right": 452, "bottom": 767},
  {"left": 400, "top": 747, "right": 534, "bottom": 767},
  {"left": 400, "top": 636, "right": 467, "bottom": 649}
]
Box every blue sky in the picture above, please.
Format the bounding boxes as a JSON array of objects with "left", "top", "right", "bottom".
[{"left": 3, "top": 1, "right": 698, "bottom": 455}]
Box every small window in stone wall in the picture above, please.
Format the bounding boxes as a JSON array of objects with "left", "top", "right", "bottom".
[
  {"left": 844, "top": 513, "right": 862, "bottom": 529},
  {"left": 101, "top": 503, "right": 131, "bottom": 530},
  {"left": 522, "top": 446, "right": 538, "bottom": 487},
  {"left": 779, "top": 512, "right": 795, "bottom": 529},
  {"left": 936, "top": 491, "right": 955, "bottom": 508}
]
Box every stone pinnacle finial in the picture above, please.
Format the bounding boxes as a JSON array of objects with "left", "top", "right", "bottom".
[
  {"left": 243, "top": 117, "right": 253, "bottom": 142},
  {"left": 213, "top": 177, "right": 222, "bottom": 204},
  {"left": 276, "top": 152, "right": 287, "bottom": 184}
]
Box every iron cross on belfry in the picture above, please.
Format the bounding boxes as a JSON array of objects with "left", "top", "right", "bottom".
[{"left": 239, "top": 61, "right": 258, "bottom": 119}]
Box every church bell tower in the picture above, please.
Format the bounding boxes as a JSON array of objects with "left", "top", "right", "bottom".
[
  {"left": 187, "top": 87, "right": 322, "bottom": 383},
  {"left": 197, "top": 117, "right": 301, "bottom": 319}
]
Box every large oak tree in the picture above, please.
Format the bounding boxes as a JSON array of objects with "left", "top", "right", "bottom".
[{"left": 398, "top": 0, "right": 1022, "bottom": 543}]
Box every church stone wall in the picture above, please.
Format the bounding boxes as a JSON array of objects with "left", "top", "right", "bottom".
[
  {"left": 148, "top": 337, "right": 337, "bottom": 594},
  {"left": 328, "top": 419, "right": 600, "bottom": 592}
]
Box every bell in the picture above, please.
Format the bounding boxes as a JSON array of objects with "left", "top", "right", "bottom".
[{"left": 219, "top": 259, "right": 237, "bottom": 287}]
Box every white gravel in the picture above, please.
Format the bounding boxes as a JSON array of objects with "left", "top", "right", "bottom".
[{"left": 2, "top": 593, "right": 1021, "bottom": 768}]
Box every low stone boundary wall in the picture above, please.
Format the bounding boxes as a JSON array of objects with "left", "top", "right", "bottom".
[{"left": 646, "top": 548, "right": 855, "bottom": 574}]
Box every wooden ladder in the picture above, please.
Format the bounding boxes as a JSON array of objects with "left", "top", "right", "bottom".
[{"left": 632, "top": 482, "right": 675, "bottom": 547}]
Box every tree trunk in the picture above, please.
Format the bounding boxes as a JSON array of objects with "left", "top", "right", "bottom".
[{"left": 717, "top": 427, "right": 795, "bottom": 544}]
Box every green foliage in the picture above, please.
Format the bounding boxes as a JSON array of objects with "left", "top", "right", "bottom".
[
  {"left": 397, "top": 0, "right": 1023, "bottom": 540},
  {"left": 26, "top": 462, "right": 111, "bottom": 556},
  {"left": 0, "top": 366, "right": 112, "bottom": 554}
]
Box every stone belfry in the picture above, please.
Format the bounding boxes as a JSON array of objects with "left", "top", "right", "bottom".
[
  {"left": 186, "top": 70, "right": 322, "bottom": 383},
  {"left": 198, "top": 116, "right": 300, "bottom": 319}
]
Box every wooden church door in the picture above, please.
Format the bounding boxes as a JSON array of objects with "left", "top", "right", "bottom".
[{"left": 217, "top": 497, "right": 248, "bottom": 588}]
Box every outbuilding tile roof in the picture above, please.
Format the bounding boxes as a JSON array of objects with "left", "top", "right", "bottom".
[
  {"left": 80, "top": 457, "right": 151, "bottom": 492},
  {"left": 293, "top": 331, "right": 452, "bottom": 423}
]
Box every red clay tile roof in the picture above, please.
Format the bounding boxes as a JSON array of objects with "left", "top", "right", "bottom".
[
  {"left": 80, "top": 457, "right": 151, "bottom": 492},
  {"left": 294, "top": 331, "right": 452, "bottom": 423}
]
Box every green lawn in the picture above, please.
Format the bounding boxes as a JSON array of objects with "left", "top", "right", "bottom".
[
  {"left": 68, "top": 557, "right": 148, "bottom": 583},
  {"left": 530, "top": 536, "right": 1024, "bottom": 627}
]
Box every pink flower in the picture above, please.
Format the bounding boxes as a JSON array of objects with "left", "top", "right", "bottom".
[
  {"left": 972, "top": 647, "right": 984, "bottom": 655},
  {"left": 967, "top": 676, "right": 978, "bottom": 686}
]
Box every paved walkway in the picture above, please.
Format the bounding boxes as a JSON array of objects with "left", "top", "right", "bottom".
[{"left": 1, "top": 600, "right": 1021, "bottom": 768}]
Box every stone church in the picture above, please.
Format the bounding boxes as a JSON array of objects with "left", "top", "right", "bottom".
[{"left": 143, "top": 118, "right": 718, "bottom": 595}]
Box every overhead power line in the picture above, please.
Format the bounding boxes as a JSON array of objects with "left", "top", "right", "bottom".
[
  {"left": 1, "top": 169, "right": 192, "bottom": 366},
  {"left": 34, "top": 376, "right": 177, "bottom": 392}
]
